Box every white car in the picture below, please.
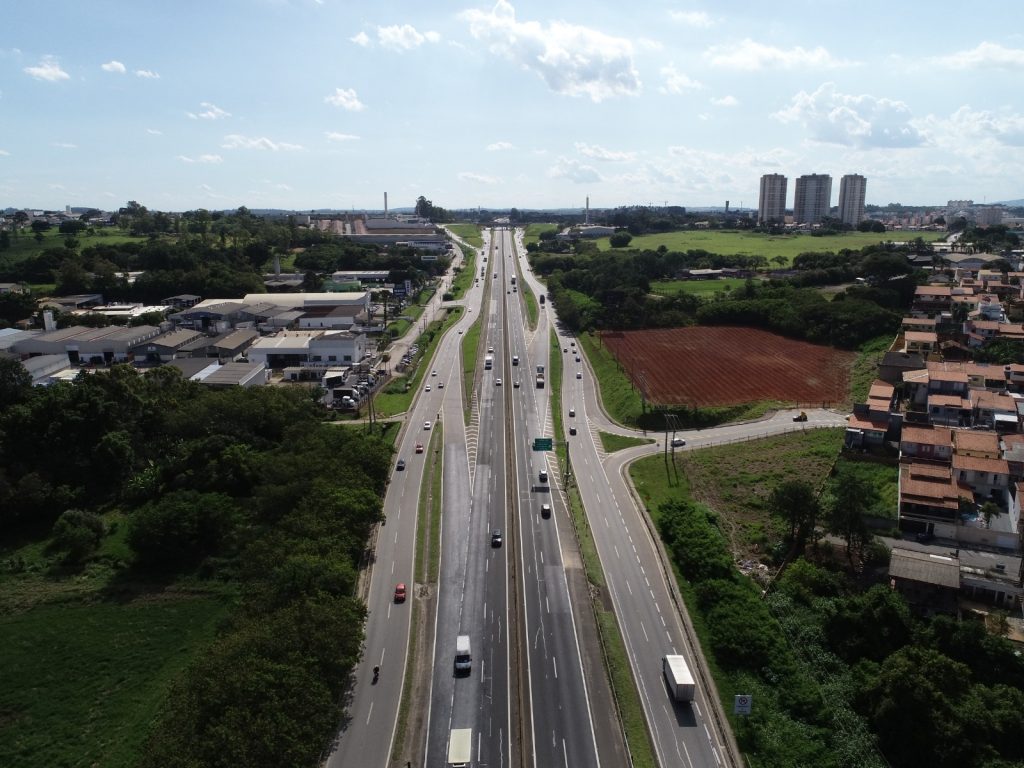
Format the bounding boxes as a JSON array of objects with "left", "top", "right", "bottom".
[
  {"left": 438, "top": 381, "right": 444, "bottom": 389},
  {"left": 576, "top": 371, "right": 582, "bottom": 379},
  {"left": 671, "top": 437, "right": 686, "bottom": 447},
  {"left": 495, "top": 378, "right": 503, "bottom": 386},
  {"left": 425, "top": 384, "right": 431, "bottom": 392},
  {"left": 569, "top": 408, "right": 575, "bottom": 417},
  {"left": 423, "top": 421, "right": 432, "bottom": 430},
  {"left": 432, "top": 370, "right": 437, "bottom": 376}
]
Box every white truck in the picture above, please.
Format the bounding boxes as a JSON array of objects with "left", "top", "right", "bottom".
[
  {"left": 484, "top": 355, "right": 493, "bottom": 370},
  {"left": 663, "top": 654, "right": 696, "bottom": 702},
  {"left": 448, "top": 728, "right": 472, "bottom": 767}
]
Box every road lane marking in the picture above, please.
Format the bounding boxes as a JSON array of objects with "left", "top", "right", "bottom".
[
  {"left": 365, "top": 701, "right": 373, "bottom": 725},
  {"left": 553, "top": 655, "right": 558, "bottom": 679},
  {"left": 640, "top": 621, "right": 649, "bottom": 642}
]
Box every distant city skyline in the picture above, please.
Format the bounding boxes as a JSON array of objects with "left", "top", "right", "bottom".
[{"left": 2, "top": 1, "right": 1023, "bottom": 210}]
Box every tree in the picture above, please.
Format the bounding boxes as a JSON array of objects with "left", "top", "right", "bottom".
[
  {"left": 59, "top": 219, "right": 88, "bottom": 235},
  {"left": 0, "top": 357, "right": 32, "bottom": 409},
  {"left": 826, "top": 468, "right": 877, "bottom": 566},
  {"left": 768, "top": 479, "right": 819, "bottom": 551},
  {"left": 50, "top": 508, "right": 104, "bottom": 564},
  {"left": 31, "top": 220, "right": 51, "bottom": 234},
  {"left": 0, "top": 230, "right": 9, "bottom": 250},
  {"left": 609, "top": 231, "right": 633, "bottom": 248},
  {"left": 129, "top": 490, "right": 238, "bottom": 571}
]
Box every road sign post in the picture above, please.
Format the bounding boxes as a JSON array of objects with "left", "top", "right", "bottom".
[
  {"left": 532, "top": 437, "right": 553, "bottom": 451},
  {"left": 734, "top": 694, "right": 753, "bottom": 716}
]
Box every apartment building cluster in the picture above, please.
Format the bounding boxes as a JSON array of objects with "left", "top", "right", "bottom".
[
  {"left": 845, "top": 263, "right": 1024, "bottom": 613},
  {"left": 758, "top": 173, "right": 866, "bottom": 227}
]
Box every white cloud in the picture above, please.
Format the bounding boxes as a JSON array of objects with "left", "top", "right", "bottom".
[
  {"left": 101, "top": 60, "right": 126, "bottom": 74},
  {"left": 461, "top": 0, "right": 641, "bottom": 102},
  {"left": 187, "top": 102, "right": 230, "bottom": 120},
  {"left": 705, "top": 39, "right": 852, "bottom": 70},
  {"left": 0, "top": 149, "right": 9, "bottom": 156},
  {"left": 669, "top": 10, "right": 714, "bottom": 28},
  {"left": 178, "top": 154, "right": 223, "bottom": 164},
  {"left": 934, "top": 42, "right": 1024, "bottom": 70},
  {"left": 458, "top": 171, "right": 500, "bottom": 184},
  {"left": 325, "top": 87, "right": 365, "bottom": 111},
  {"left": 424, "top": 31, "right": 441, "bottom": 43},
  {"left": 221, "top": 134, "right": 303, "bottom": 151},
  {"left": 711, "top": 95, "right": 738, "bottom": 107},
  {"left": 325, "top": 131, "right": 360, "bottom": 142},
  {"left": 772, "top": 82, "right": 923, "bottom": 148},
  {"left": 350, "top": 31, "right": 371, "bottom": 47},
  {"left": 146, "top": 128, "right": 162, "bottom": 135},
  {"left": 24, "top": 56, "right": 70, "bottom": 82},
  {"left": 548, "top": 156, "right": 602, "bottom": 183},
  {"left": 377, "top": 24, "right": 439, "bottom": 51},
  {"left": 917, "top": 106, "right": 1024, "bottom": 150},
  {"left": 135, "top": 69, "right": 160, "bottom": 79},
  {"left": 575, "top": 142, "right": 635, "bottom": 162},
  {"left": 659, "top": 64, "right": 702, "bottom": 94},
  {"left": 52, "top": 142, "right": 77, "bottom": 149},
  {"left": 486, "top": 141, "right": 514, "bottom": 151}
]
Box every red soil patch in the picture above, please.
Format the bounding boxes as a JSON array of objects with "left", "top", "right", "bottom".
[{"left": 601, "top": 327, "right": 854, "bottom": 407}]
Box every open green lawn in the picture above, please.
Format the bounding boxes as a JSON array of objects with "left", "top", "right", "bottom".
[
  {"left": 0, "top": 591, "right": 233, "bottom": 768},
  {"left": 597, "top": 229, "right": 945, "bottom": 263},
  {"left": 649, "top": 277, "right": 759, "bottom": 298},
  {"left": 0, "top": 228, "right": 153, "bottom": 267},
  {"left": 827, "top": 456, "right": 900, "bottom": 520},
  {"left": 598, "top": 431, "right": 655, "bottom": 453},
  {"left": 523, "top": 223, "right": 558, "bottom": 246},
  {"left": 447, "top": 223, "right": 483, "bottom": 248}
]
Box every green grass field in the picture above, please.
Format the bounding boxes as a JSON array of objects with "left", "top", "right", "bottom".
[
  {"left": 447, "top": 223, "right": 483, "bottom": 248},
  {"left": 596, "top": 229, "right": 945, "bottom": 263},
  {"left": 826, "top": 456, "right": 900, "bottom": 520},
  {"left": 461, "top": 317, "right": 483, "bottom": 424},
  {"left": 649, "top": 277, "right": 758, "bottom": 298},
  {"left": 523, "top": 223, "right": 558, "bottom": 246},
  {"left": 0, "top": 228, "right": 151, "bottom": 267},
  {"left": 0, "top": 592, "right": 233, "bottom": 768},
  {"left": 598, "top": 431, "right": 655, "bottom": 453}
]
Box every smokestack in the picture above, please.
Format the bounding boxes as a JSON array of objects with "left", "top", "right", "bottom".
[
  {"left": 384, "top": 192, "right": 388, "bottom": 219},
  {"left": 586, "top": 196, "right": 590, "bottom": 225},
  {"left": 43, "top": 310, "right": 56, "bottom": 331},
  {"left": 725, "top": 200, "right": 730, "bottom": 213}
]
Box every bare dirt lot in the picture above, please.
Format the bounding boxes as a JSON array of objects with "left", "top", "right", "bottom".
[{"left": 602, "top": 326, "right": 855, "bottom": 407}]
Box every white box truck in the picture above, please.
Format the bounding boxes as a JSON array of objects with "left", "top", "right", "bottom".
[
  {"left": 454, "top": 635, "right": 472, "bottom": 675},
  {"left": 448, "top": 728, "right": 472, "bottom": 767},
  {"left": 663, "top": 654, "right": 696, "bottom": 702}
]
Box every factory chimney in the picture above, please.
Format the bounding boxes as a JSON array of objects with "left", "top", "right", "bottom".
[
  {"left": 384, "top": 192, "right": 388, "bottom": 220},
  {"left": 585, "top": 196, "right": 590, "bottom": 225}
]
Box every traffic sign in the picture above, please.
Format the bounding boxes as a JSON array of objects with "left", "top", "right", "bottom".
[
  {"left": 532, "top": 438, "right": 553, "bottom": 451},
  {"left": 734, "top": 694, "right": 753, "bottom": 716}
]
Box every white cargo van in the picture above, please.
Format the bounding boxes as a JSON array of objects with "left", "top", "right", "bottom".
[{"left": 454, "top": 635, "right": 471, "bottom": 674}]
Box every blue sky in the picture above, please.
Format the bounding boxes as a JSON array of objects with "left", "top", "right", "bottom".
[{"left": 2, "top": 0, "right": 1023, "bottom": 211}]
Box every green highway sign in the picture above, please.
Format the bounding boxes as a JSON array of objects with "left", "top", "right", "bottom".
[{"left": 533, "top": 438, "right": 553, "bottom": 451}]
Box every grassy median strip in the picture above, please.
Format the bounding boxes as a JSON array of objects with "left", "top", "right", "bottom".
[
  {"left": 599, "top": 431, "right": 655, "bottom": 453},
  {"left": 522, "top": 280, "right": 538, "bottom": 330},
  {"left": 450, "top": 244, "right": 477, "bottom": 300},
  {"left": 552, "top": 329, "right": 657, "bottom": 768},
  {"left": 461, "top": 318, "right": 483, "bottom": 425},
  {"left": 447, "top": 223, "right": 483, "bottom": 248},
  {"left": 394, "top": 421, "right": 444, "bottom": 760}
]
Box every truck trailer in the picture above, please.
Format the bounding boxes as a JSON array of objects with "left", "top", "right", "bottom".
[
  {"left": 663, "top": 654, "right": 696, "bottom": 702},
  {"left": 484, "top": 355, "right": 493, "bottom": 370},
  {"left": 447, "top": 728, "right": 472, "bottom": 767}
]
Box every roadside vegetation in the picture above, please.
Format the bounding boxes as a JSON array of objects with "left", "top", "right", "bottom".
[
  {"left": 447, "top": 223, "right": 483, "bottom": 248},
  {"left": 372, "top": 307, "right": 463, "bottom": 418},
  {"left": 848, "top": 335, "right": 893, "bottom": 404},
  {"left": 461, "top": 318, "right": 483, "bottom": 424},
  {"left": 0, "top": 364, "right": 392, "bottom": 768},
  {"left": 598, "top": 431, "right": 654, "bottom": 453},
  {"left": 649, "top": 276, "right": 757, "bottom": 298},
  {"left": 449, "top": 244, "right": 476, "bottom": 300},
  {"left": 629, "top": 429, "right": 1024, "bottom": 768}
]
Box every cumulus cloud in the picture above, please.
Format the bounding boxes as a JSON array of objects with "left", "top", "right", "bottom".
[
  {"left": 377, "top": 24, "right": 440, "bottom": 51},
  {"left": 187, "top": 102, "right": 230, "bottom": 120},
  {"left": 705, "top": 39, "right": 852, "bottom": 70},
  {"left": 669, "top": 10, "right": 714, "bottom": 28},
  {"left": 325, "top": 87, "right": 365, "bottom": 111},
  {"left": 486, "top": 141, "right": 514, "bottom": 151},
  {"left": 461, "top": 0, "right": 641, "bottom": 102},
  {"left": 917, "top": 106, "right": 1024, "bottom": 150},
  {"left": 101, "top": 60, "right": 126, "bottom": 74},
  {"left": 52, "top": 142, "right": 77, "bottom": 149},
  {"left": 178, "top": 154, "right": 223, "bottom": 164},
  {"left": 548, "top": 156, "right": 602, "bottom": 183},
  {"left": 325, "top": 131, "right": 360, "bottom": 142},
  {"left": 24, "top": 56, "right": 70, "bottom": 82},
  {"left": 146, "top": 128, "right": 163, "bottom": 135},
  {"left": 659, "top": 64, "right": 702, "bottom": 94},
  {"left": 934, "top": 42, "right": 1024, "bottom": 70},
  {"left": 772, "top": 82, "right": 923, "bottom": 148},
  {"left": 221, "top": 135, "right": 303, "bottom": 151},
  {"left": 711, "top": 95, "right": 738, "bottom": 107},
  {"left": 575, "top": 142, "right": 635, "bottom": 161},
  {"left": 350, "top": 31, "right": 371, "bottom": 47},
  {"left": 135, "top": 69, "right": 160, "bottom": 79},
  {"left": 458, "top": 171, "right": 501, "bottom": 184}
]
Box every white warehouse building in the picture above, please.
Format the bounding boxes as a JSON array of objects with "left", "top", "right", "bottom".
[{"left": 245, "top": 329, "right": 368, "bottom": 369}]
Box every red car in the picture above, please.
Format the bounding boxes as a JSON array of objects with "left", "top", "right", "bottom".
[
  {"left": 415, "top": 443, "right": 424, "bottom": 454},
  {"left": 394, "top": 583, "right": 407, "bottom": 603}
]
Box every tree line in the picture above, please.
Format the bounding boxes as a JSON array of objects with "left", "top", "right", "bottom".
[{"left": 0, "top": 364, "right": 391, "bottom": 766}]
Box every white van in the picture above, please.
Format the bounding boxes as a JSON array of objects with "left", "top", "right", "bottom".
[{"left": 454, "top": 635, "right": 471, "bottom": 674}]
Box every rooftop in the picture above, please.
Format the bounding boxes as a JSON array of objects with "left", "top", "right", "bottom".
[{"left": 889, "top": 548, "right": 960, "bottom": 589}]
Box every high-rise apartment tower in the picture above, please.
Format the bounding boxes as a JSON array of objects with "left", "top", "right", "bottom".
[
  {"left": 838, "top": 174, "right": 867, "bottom": 227},
  {"left": 793, "top": 174, "right": 832, "bottom": 225},
  {"left": 757, "top": 174, "right": 787, "bottom": 225}
]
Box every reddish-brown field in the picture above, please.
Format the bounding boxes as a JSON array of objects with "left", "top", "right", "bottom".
[{"left": 602, "top": 327, "right": 854, "bottom": 407}]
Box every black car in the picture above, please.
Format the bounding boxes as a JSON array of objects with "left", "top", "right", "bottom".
[
  {"left": 396, "top": 459, "right": 406, "bottom": 471},
  {"left": 491, "top": 529, "right": 503, "bottom": 547}
]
